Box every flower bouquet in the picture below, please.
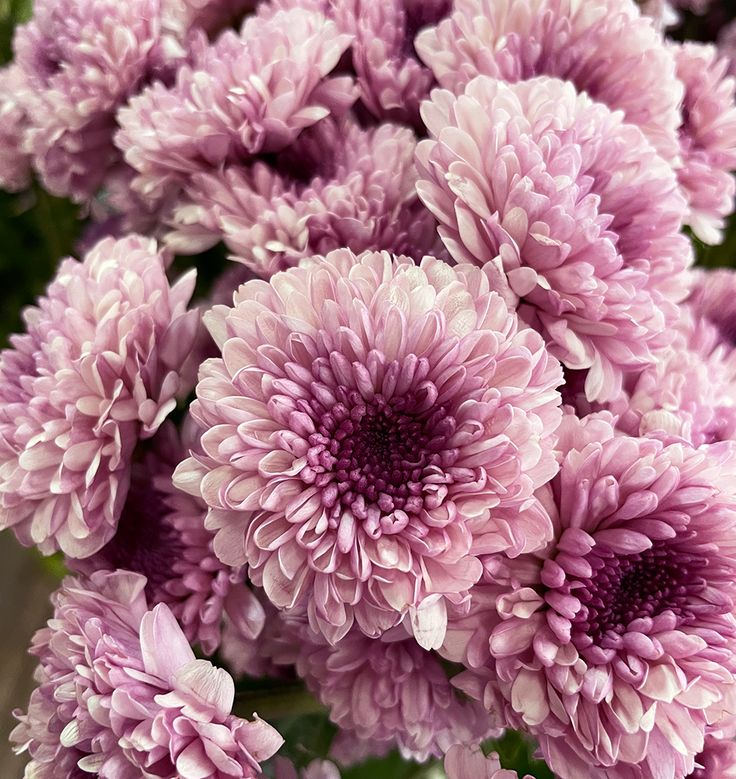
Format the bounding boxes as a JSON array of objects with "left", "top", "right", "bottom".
[{"left": 1, "top": 0, "right": 736, "bottom": 777}]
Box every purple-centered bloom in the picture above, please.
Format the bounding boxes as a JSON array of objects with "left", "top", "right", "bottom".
[
  {"left": 116, "top": 6, "right": 357, "bottom": 207},
  {"left": 444, "top": 413, "right": 736, "bottom": 778},
  {"left": 72, "top": 421, "right": 265, "bottom": 655},
  {"left": 0, "top": 65, "right": 32, "bottom": 192},
  {"left": 167, "top": 117, "right": 439, "bottom": 275},
  {"left": 11, "top": 570, "right": 283, "bottom": 778},
  {"left": 673, "top": 42, "right": 736, "bottom": 245},
  {"left": 174, "top": 249, "right": 562, "bottom": 645},
  {"left": 416, "top": 75, "right": 692, "bottom": 402},
  {"left": 0, "top": 235, "right": 199, "bottom": 558}
]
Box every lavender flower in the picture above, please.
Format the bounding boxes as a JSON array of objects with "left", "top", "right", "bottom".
[
  {"left": 11, "top": 570, "right": 283, "bottom": 778},
  {"left": 416, "top": 75, "right": 692, "bottom": 402},
  {"left": 0, "top": 235, "right": 199, "bottom": 557},
  {"left": 175, "top": 249, "right": 562, "bottom": 645}
]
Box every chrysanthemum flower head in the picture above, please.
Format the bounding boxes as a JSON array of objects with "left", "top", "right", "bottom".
[
  {"left": 116, "top": 6, "right": 357, "bottom": 206},
  {"left": 12, "top": 0, "right": 177, "bottom": 201},
  {"left": 416, "top": 0, "right": 683, "bottom": 163},
  {"left": 11, "top": 570, "right": 283, "bottom": 778},
  {"left": 416, "top": 75, "right": 692, "bottom": 402},
  {"left": 285, "top": 619, "right": 495, "bottom": 760},
  {"left": 445, "top": 413, "right": 736, "bottom": 778},
  {"left": 168, "top": 117, "right": 439, "bottom": 275},
  {"left": 73, "top": 420, "right": 265, "bottom": 654},
  {"left": 673, "top": 42, "right": 736, "bottom": 244},
  {"left": 175, "top": 249, "right": 563, "bottom": 645},
  {"left": 0, "top": 65, "right": 32, "bottom": 192},
  {"left": 0, "top": 235, "right": 199, "bottom": 557}
]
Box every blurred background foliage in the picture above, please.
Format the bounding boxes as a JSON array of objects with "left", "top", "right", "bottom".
[{"left": 0, "top": 0, "right": 735, "bottom": 777}]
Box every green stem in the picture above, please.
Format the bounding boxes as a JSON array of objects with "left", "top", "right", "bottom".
[{"left": 234, "top": 684, "right": 326, "bottom": 720}]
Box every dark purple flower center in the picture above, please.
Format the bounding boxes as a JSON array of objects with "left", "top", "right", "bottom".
[
  {"left": 93, "top": 466, "right": 182, "bottom": 600},
  {"left": 304, "top": 383, "right": 459, "bottom": 524},
  {"left": 571, "top": 541, "right": 709, "bottom": 647}
]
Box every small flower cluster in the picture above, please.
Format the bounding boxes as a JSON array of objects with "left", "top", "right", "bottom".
[{"left": 2, "top": 0, "right": 736, "bottom": 777}]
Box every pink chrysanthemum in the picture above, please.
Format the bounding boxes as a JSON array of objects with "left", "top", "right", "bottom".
[
  {"left": 608, "top": 308, "right": 736, "bottom": 446},
  {"left": 444, "top": 745, "right": 531, "bottom": 779},
  {"left": 416, "top": 75, "right": 692, "bottom": 402},
  {"left": 688, "top": 268, "right": 736, "bottom": 346},
  {"left": 0, "top": 235, "right": 199, "bottom": 558},
  {"left": 673, "top": 42, "right": 736, "bottom": 244},
  {"left": 415, "top": 0, "right": 683, "bottom": 164},
  {"left": 281, "top": 620, "right": 494, "bottom": 761},
  {"left": 116, "top": 7, "right": 356, "bottom": 206},
  {"left": 0, "top": 65, "right": 32, "bottom": 192},
  {"left": 11, "top": 570, "right": 282, "bottom": 778},
  {"left": 12, "top": 0, "right": 179, "bottom": 201},
  {"left": 73, "top": 421, "right": 264, "bottom": 655},
  {"left": 444, "top": 413, "right": 736, "bottom": 778},
  {"left": 167, "top": 117, "right": 438, "bottom": 275},
  {"left": 174, "top": 249, "right": 563, "bottom": 644}
]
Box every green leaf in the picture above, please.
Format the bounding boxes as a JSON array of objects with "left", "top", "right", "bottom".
[{"left": 486, "top": 730, "right": 554, "bottom": 779}]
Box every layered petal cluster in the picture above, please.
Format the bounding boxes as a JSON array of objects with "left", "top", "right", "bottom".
[
  {"left": 608, "top": 308, "right": 736, "bottom": 446},
  {"left": 415, "top": 0, "right": 683, "bottom": 164},
  {"left": 168, "top": 117, "right": 438, "bottom": 275},
  {"left": 445, "top": 414, "right": 736, "bottom": 778},
  {"left": 116, "top": 6, "right": 357, "bottom": 206},
  {"left": 444, "top": 745, "right": 531, "bottom": 779},
  {"left": 73, "top": 421, "right": 264, "bottom": 654},
  {"left": 12, "top": 0, "right": 176, "bottom": 201},
  {"left": 416, "top": 76, "right": 692, "bottom": 402},
  {"left": 0, "top": 235, "right": 199, "bottom": 557},
  {"left": 11, "top": 571, "right": 283, "bottom": 778},
  {"left": 287, "top": 621, "right": 494, "bottom": 760},
  {"left": 175, "top": 249, "right": 563, "bottom": 644},
  {"left": 673, "top": 42, "right": 736, "bottom": 244},
  {"left": 0, "top": 65, "right": 32, "bottom": 192},
  {"left": 333, "top": 0, "right": 451, "bottom": 127}
]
